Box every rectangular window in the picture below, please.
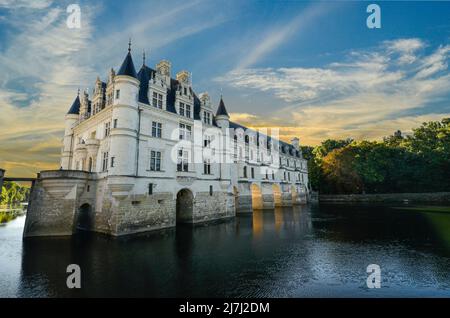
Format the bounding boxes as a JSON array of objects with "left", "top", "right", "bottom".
[
  {"left": 152, "top": 92, "right": 158, "bottom": 107},
  {"left": 288, "top": 172, "right": 290, "bottom": 181},
  {"left": 203, "top": 111, "right": 211, "bottom": 124},
  {"left": 150, "top": 151, "right": 161, "bottom": 171},
  {"left": 272, "top": 171, "right": 275, "bottom": 180},
  {"left": 186, "top": 104, "right": 191, "bottom": 118},
  {"left": 179, "top": 123, "right": 191, "bottom": 140},
  {"left": 204, "top": 135, "right": 211, "bottom": 148},
  {"left": 102, "top": 152, "right": 109, "bottom": 172},
  {"left": 179, "top": 102, "right": 185, "bottom": 116},
  {"left": 158, "top": 94, "right": 163, "bottom": 108},
  {"left": 152, "top": 92, "right": 163, "bottom": 108},
  {"left": 203, "top": 159, "right": 211, "bottom": 175},
  {"left": 115, "top": 89, "right": 120, "bottom": 99},
  {"left": 104, "top": 122, "right": 111, "bottom": 137},
  {"left": 110, "top": 156, "right": 115, "bottom": 168},
  {"left": 177, "top": 149, "right": 189, "bottom": 172},
  {"left": 265, "top": 170, "right": 269, "bottom": 179},
  {"left": 209, "top": 185, "right": 213, "bottom": 196},
  {"left": 113, "top": 119, "right": 118, "bottom": 128},
  {"left": 243, "top": 166, "right": 247, "bottom": 178},
  {"left": 251, "top": 167, "right": 255, "bottom": 179},
  {"left": 152, "top": 121, "right": 162, "bottom": 138}
]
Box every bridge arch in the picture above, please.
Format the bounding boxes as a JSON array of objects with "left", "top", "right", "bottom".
[
  {"left": 272, "top": 184, "right": 282, "bottom": 207},
  {"left": 176, "top": 188, "right": 194, "bottom": 223},
  {"left": 291, "top": 185, "right": 298, "bottom": 205},
  {"left": 251, "top": 183, "right": 263, "bottom": 210},
  {"left": 76, "top": 203, "right": 93, "bottom": 231}
]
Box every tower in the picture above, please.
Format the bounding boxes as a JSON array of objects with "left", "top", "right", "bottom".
[
  {"left": 61, "top": 92, "right": 80, "bottom": 169},
  {"left": 108, "top": 41, "right": 140, "bottom": 177}
]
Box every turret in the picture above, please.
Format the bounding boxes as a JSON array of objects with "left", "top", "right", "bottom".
[
  {"left": 215, "top": 96, "right": 230, "bottom": 129},
  {"left": 61, "top": 92, "right": 80, "bottom": 169},
  {"left": 109, "top": 41, "right": 140, "bottom": 177}
]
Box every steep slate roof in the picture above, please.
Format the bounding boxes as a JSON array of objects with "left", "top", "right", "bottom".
[
  {"left": 137, "top": 65, "right": 152, "bottom": 104},
  {"left": 117, "top": 52, "right": 137, "bottom": 78},
  {"left": 67, "top": 95, "right": 81, "bottom": 114},
  {"left": 215, "top": 97, "right": 229, "bottom": 117}
]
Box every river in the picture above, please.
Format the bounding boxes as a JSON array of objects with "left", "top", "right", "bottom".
[{"left": 1, "top": 203, "right": 450, "bottom": 297}]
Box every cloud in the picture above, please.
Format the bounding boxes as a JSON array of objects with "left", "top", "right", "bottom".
[
  {"left": 219, "top": 39, "right": 450, "bottom": 145},
  {"left": 236, "top": 2, "right": 335, "bottom": 69},
  {"left": 0, "top": 2, "right": 96, "bottom": 177},
  {"left": 0, "top": 0, "right": 52, "bottom": 9},
  {"left": 385, "top": 38, "right": 425, "bottom": 64}
]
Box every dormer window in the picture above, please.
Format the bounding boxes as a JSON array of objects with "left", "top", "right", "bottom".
[
  {"left": 184, "top": 87, "right": 187, "bottom": 95},
  {"left": 203, "top": 111, "right": 211, "bottom": 125}
]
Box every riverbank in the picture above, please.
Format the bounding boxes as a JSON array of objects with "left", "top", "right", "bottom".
[
  {"left": 0, "top": 205, "right": 26, "bottom": 224},
  {"left": 319, "top": 192, "right": 450, "bottom": 203}
]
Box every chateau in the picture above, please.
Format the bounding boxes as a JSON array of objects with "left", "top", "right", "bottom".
[{"left": 24, "top": 44, "right": 309, "bottom": 238}]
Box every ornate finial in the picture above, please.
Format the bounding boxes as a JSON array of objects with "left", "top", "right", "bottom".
[
  {"left": 77, "top": 88, "right": 80, "bottom": 96},
  {"left": 220, "top": 87, "right": 223, "bottom": 98},
  {"left": 143, "top": 49, "right": 146, "bottom": 66},
  {"left": 128, "top": 38, "right": 132, "bottom": 53}
]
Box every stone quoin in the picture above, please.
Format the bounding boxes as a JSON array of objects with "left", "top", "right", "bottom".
[{"left": 23, "top": 43, "right": 309, "bottom": 238}]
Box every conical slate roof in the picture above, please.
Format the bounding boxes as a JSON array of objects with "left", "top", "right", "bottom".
[
  {"left": 67, "top": 95, "right": 80, "bottom": 114},
  {"left": 117, "top": 52, "right": 137, "bottom": 78},
  {"left": 215, "top": 96, "right": 229, "bottom": 117}
]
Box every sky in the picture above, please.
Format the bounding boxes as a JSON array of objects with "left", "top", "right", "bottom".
[{"left": 0, "top": 0, "right": 449, "bottom": 177}]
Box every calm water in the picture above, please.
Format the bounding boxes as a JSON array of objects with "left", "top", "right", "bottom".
[{"left": 1, "top": 203, "right": 450, "bottom": 298}]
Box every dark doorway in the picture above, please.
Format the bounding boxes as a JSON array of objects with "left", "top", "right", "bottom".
[
  {"left": 176, "top": 189, "right": 194, "bottom": 224},
  {"left": 77, "top": 203, "right": 93, "bottom": 231}
]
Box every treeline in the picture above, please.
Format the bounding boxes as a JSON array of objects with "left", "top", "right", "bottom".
[
  {"left": 302, "top": 118, "right": 450, "bottom": 194},
  {"left": 0, "top": 181, "right": 30, "bottom": 206}
]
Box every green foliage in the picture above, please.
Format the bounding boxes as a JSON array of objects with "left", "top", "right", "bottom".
[
  {"left": 0, "top": 181, "right": 30, "bottom": 206},
  {"left": 306, "top": 118, "right": 450, "bottom": 194}
]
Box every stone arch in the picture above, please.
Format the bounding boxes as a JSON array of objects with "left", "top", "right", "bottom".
[
  {"left": 272, "top": 184, "right": 282, "bottom": 207},
  {"left": 176, "top": 188, "right": 194, "bottom": 224},
  {"left": 251, "top": 183, "right": 263, "bottom": 210},
  {"left": 76, "top": 203, "right": 93, "bottom": 231}
]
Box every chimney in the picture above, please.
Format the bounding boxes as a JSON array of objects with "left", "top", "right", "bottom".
[{"left": 291, "top": 137, "right": 300, "bottom": 150}]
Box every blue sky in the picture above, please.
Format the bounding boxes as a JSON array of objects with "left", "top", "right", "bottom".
[{"left": 0, "top": 0, "right": 449, "bottom": 176}]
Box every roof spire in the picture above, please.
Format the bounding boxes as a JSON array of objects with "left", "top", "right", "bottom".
[
  {"left": 117, "top": 40, "right": 138, "bottom": 78},
  {"left": 143, "top": 49, "right": 146, "bottom": 66},
  {"left": 216, "top": 95, "right": 229, "bottom": 118},
  {"left": 77, "top": 88, "right": 80, "bottom": 96}
]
